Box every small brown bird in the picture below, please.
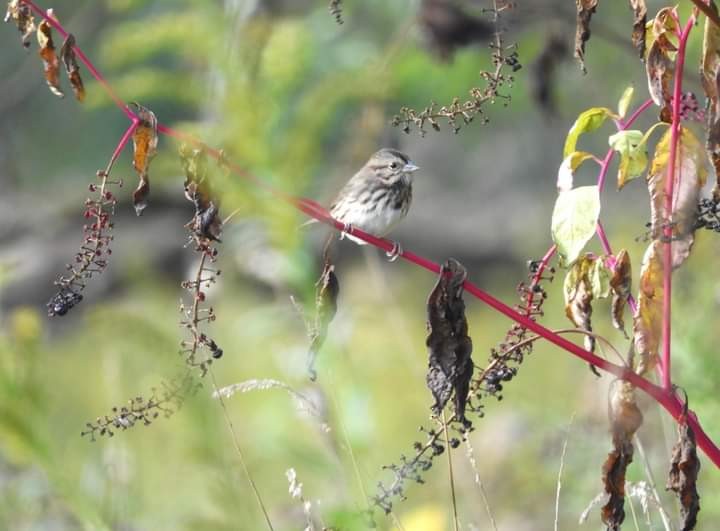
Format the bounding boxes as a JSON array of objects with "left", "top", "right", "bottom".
[{"left": 315, "top": 149, "right": 419, "bottom": 255}]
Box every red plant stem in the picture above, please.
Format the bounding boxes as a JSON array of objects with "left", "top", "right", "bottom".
[
  {"left": 20, "top": 1, "right": 720, "bottom": 468},
  {"left": 661, "top": 19, "right": 694, "bottom": 391}
]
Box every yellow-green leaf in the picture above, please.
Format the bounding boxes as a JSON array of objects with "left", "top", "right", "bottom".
[
  {"left": 633, "top": 241, "right": 663, "bottom": 375},
  {"left": 557, "top": 151, "right": 595, "bottom": 192},
  {"left": 617, "top": 86, "right": 634, "bottom": 118},
  {"left": 564, "top": 107, "right": 617, "bottom": 158},
  {"left": 551, "top": 185, "right": 601, "bottom": 265},
  {"left": 589, "top": 258, "right": 611, "bottom": 299},
  {"left": 609, "top": 130, "right": 648, "bottom": 188}
]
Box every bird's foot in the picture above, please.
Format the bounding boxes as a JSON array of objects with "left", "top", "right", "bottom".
[
  {"left": 385, "top": 240, "right": 402, "bottom": 262},
  {"left": 339, "top": 222, "right": 354, "bottom": 240}
]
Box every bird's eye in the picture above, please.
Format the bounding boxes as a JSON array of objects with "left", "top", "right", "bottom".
[{"left": 389, "top": 162, "right": 398, "bottom": 169}]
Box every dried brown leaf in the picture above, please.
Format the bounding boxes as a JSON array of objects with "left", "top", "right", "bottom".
[
  {"left": 575, "top": 0, "right": 599, "bottom": 74},
  {"left": 609, "top": 250, "right": 631, "bottom": 337},
  {"left": 130, "top": 103, "right": 158, "bottom": 216},
  {"left": 426, "top": 259, "right": 473, "bottom": 425},
  {"left": 60, "top": 34, "right": 84, "bottom": 102},
  {"left": 602, "top": 381, "right": 643, "bottom": 530},
  {"left": 667, "top": 417, "right": 701, "bottom": 531},
  {"left": 179, "top": 146, "right": 223, "bottom": 243},
  {"left": 633, "top": 241, "right": 662, "bottom": 374},
  {"left": 646, "top": 40, "right": 673, "bottom": 121},
  {"left": 647, "top": 127, "right": 706, "bottom": 269},
  {"left": 307, "top": 261, "right": 340, "bottom": 381},
  {"left": 36, "top": 14, "right": 63, "bottom": 98},
  {"left": 629, "top": 0, "right": 647, "bottom": 58},
  {"left": 4, "top": 0, "right": 35, "bottom": 48},
  {"left": 563, "top": 255, "right": 596, "bottom": 354},
  {"left": 702, "top": 13, "right": 720, "bottom": 200}
]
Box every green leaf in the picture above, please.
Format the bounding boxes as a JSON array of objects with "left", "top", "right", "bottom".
[
  {"left": 563, "top": 107, "right": 617, "bottom": 158},
  {"left": 608, "top": 130, "right": 648, "bottom": 188},
  {"left": 589, "top": 258, "right": 611, "bottom": 299},
  {"left": 551, "top": 185, "right": 601, "bottom": 265},
  {"left": 557, "top": 151, "right": 595, "bottom": 192},
  {"left": 617, "top": 86, "right": 634, "bottom": 118}
]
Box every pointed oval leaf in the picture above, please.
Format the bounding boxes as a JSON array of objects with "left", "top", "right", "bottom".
[
  {"left": 617, "top": 86, "right": 634, "bottom": 118},
  {"left": 609, "top": 129, "right": 648, "bottom": 188},
  {"left": 647, "top": 127, "right": 707, "bottom": 268},
  {"left": 564, "top": 107, "right": 616, "bottom": 157},
  {"left": 551, "top": 185, "right": 601, "bottom": 265}
]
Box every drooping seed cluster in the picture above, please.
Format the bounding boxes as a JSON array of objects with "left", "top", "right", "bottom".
[{"left": 47, "top": 171, "right": 120, "bottom": 317}]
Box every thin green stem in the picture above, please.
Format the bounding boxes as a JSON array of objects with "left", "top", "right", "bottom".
[{"left": 442, "top": 410, "right": 460, "bottom": 531}]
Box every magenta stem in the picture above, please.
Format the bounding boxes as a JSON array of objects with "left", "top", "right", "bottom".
[
  {"left": 661, "top": 19, "right": 694, "bottom": 391},
  {"left": 20, "top": 1, "right": 720, "bottom": 468}
]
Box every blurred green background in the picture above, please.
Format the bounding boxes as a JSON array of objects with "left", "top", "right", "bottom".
[{"left": 1, "top": 0, "right": 719, "bottom": 529}]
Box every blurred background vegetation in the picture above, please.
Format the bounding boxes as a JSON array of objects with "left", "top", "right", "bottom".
[{"left": 1, "top": 0, "right": 719, "bottom": 529}]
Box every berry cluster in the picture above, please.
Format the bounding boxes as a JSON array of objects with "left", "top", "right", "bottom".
[{"left": 47, "top": 171, "right": 120, "bottom": 316}]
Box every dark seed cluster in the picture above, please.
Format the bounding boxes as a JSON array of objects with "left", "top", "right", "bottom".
[
  {"left": 470, "top": 258, "right": 554, "bottom": 404},
  {"left": 392, "top": 1, "right": 519, "bottom": 135},
  {"left": 47, "top": 170, "right": 121, "bottom": 317},
  {"left": 695, "top": 197, "right": 720, "bottom": 232}
]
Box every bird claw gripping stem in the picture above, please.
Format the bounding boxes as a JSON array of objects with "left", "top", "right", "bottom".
[
  {"left": 339, "top": 222, "right": 354, "bottom": 240},
  {"left": 386, "top": 241, "right": 403, "bottom": 262}
]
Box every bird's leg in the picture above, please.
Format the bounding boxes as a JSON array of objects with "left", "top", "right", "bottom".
[
  {"left": 385, "top": 240, "right": 403, "bottom": 262},
  {"left": 339, "top": 222, "right": 354, "bottom": 240}
]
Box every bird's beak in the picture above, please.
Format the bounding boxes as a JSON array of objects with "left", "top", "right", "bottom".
[{"left": 403, "top": 162, "right": 420, "bottom": 173}]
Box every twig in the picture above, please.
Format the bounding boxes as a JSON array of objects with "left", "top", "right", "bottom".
[
  {"left": 634, "top": 435, "right": 673, "bottom": 530},
  {"left": 687, "top": 0, "right": 720, "bottom": 28},
  {"left": 209, "top": 369, "right": 275, "bottom": 531},
  {"left": 554, "top": 413, "right": 575, "bottom": 531},
  {"left": 442, "top": 410, "right": 460, "bottom": 531},
  {"left": 464, "top": 436, "right": 498, "bottom": 531}
]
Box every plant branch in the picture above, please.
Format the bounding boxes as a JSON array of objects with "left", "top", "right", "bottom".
[
  {"left": 662, "top": 18, "right": 694, "bottom": 391},
  {"left": 21, "top": 0, "right": 720, "bottom": 469},
  {"left": 687, "top": 0, "right": 720, "bottom": 28}
]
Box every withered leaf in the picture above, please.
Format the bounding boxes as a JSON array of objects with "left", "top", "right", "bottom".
[
  {"left": 646, "top": 40, "right": 673, "bottom": 122},
  {"left": 307, "top": 261, "right": 340, "bottom": 381},
  {"left": 60, "top": 34, "right": 84, "bottom": 102},
  {"left": 647, "top": 127, "right": 706, "bottom": 269},
  {"left": 180, "top": 145, "right": 222, "bottom": 242},
  {"left": 563, "top": 254, "right": 610, "bottom": 354},
  {"left": 609, "top": 250, "right": 631, "bottom": 337},
  {"left": 575, "top": 0, "right": 599, "bottom": 74},
  {"left": 602, "top": 381, "right": 643, "bottom": 530},
  {"left": 36, "top": 14, "right": 63, "bottom": 98},
  {"left": 701, "top": 13, "right": 720, "bottom": 200},
  {"left": 4, "top": 0, "right": 35, "bottom": 48},
  {"left": 628, "top": 0, "right": 647, "bottom": 58},
  {"left": 667, "top": 418, "right": 701, "bottom": 531},
  {"left": 425, "top": 259, "right": 473, "bottom": 425},
  {"left": 130, "top": 103, "right": 158, "bottom": 216},
  {"left": 633, "top": 241, "right": 662, "bottom": 374}
]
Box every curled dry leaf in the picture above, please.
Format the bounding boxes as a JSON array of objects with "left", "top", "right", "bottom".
[
  {"left": 563, "top": 254, "right": 610, "bottom": 360},
  {"left": 36, "top": 13, "right": 63, "bottom": 98},
  {"left": 609, "top": 249, "right": 631, "bottom": 337},
  {"left": 667, "top": 416, "right": 701, "bottom": 531},
  {"left": 633, "top": 241, "right": 662, "bottom": 374},
  {"left": 574, "top": 0, "right": 599, "bottom": 74},
  {"left": 130, "top": 103, "right": 158, "bottom": 216},
  {"left": 306, "top": 261, "right": 339, "bottom": 381},
  {"left": 647, "top": 127, "right": 706, "bottom": 269},
  {"left": 646, "top": 40, "right": 673, "bottom": 122},
  {"left": 4, "top": 0, "right": 35, "bottom": 48},
  {"left": 628, "top": 0, "right": 646, "bottom": 58},
  {"left": 425, "top": 259, "right": 473, "bottom": 425},
  {"left": 60, "top": 34, "right": 85, "bottom": 102},
  {"left": 180, "top": 145, "right": 222, "bottom": 242},
  {"left": 701, "top": 13, "right": 720, "bottom": 200},
  {"left": 602, "top": 381, "right": 643, "bottom": 530}
]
